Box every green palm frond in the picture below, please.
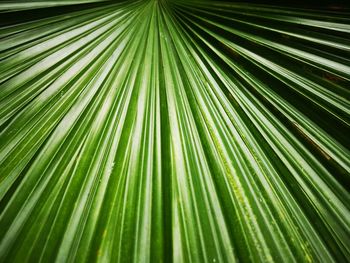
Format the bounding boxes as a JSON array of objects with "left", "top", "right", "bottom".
[{"left": 0, "top": 0, "right": 349, "bottom": 262}]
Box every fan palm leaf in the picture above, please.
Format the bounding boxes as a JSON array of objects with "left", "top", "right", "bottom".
[{"left": 0, "top": 0, "right": 349, "bottom": 262}]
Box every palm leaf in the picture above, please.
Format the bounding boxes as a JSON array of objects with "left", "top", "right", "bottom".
[{"left": 0, "top": 0, "right": 349, "bottom": 262}]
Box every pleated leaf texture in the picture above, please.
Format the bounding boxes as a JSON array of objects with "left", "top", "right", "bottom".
[{"left": 0, "top": 0, "right": 350, "bottom": 262}]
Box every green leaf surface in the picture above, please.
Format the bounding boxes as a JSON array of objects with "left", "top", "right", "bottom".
[{"left": 0, "top": 0, "right": 349, "bottom": 262}]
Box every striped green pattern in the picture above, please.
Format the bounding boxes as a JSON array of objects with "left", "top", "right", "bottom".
[{"left": 0, "top": 0, "right": 349, "bottom": 262}]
